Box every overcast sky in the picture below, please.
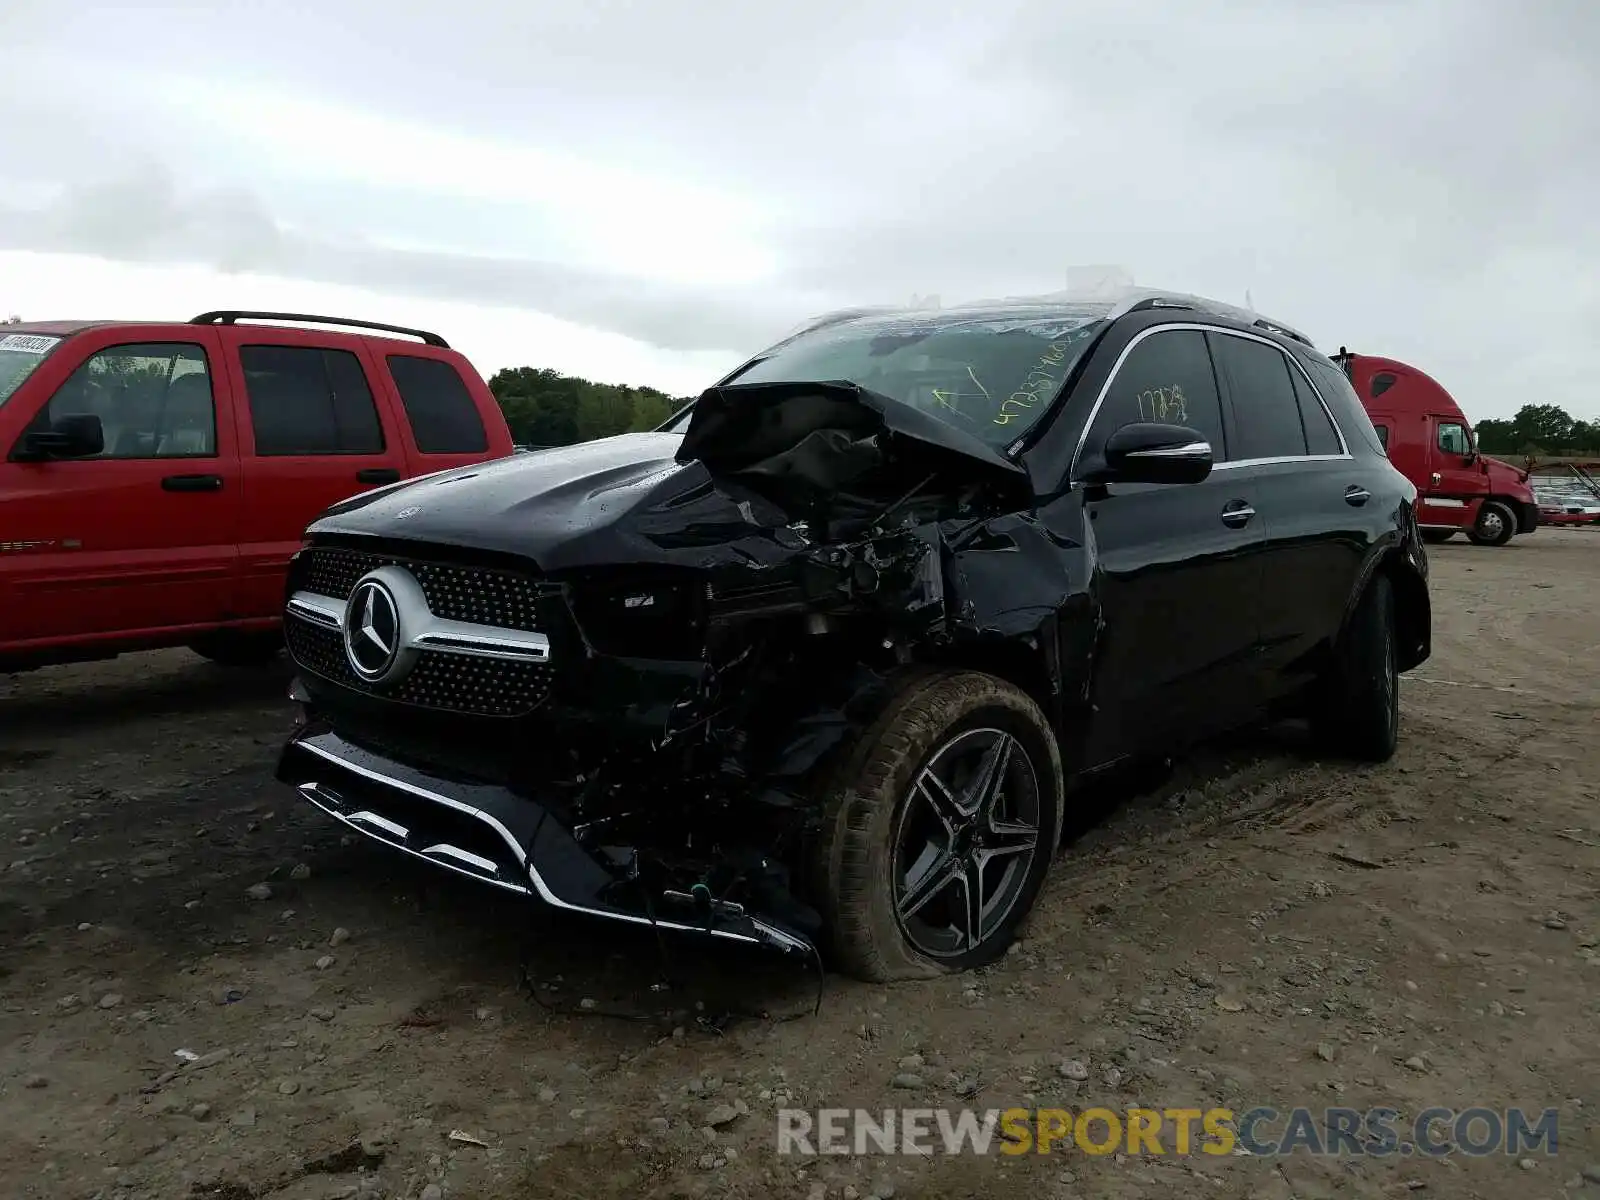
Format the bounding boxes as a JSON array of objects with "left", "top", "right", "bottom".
[{"left": 2, "top": 0, "right": 1595, "bottom": 417}]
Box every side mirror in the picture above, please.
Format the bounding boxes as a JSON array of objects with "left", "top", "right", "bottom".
[
  {"left": 14, "top": 413, "right": 104, "bottom": 461},
  {"left": 1085, "top": 422, "right": 1213, "bottom": 485}
]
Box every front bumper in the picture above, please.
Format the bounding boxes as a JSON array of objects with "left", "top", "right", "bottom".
[{"left": 276, "top": 728, "right": 812, "bottom": 957}]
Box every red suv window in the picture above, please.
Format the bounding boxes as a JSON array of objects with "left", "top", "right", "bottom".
[{"left": 240, "top": 345, "right": 385, "bottom": 456}]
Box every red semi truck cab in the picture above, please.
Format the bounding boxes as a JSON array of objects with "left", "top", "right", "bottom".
[
  {"left": 1332, "top": 349, "right": 1538, "bottom": 547},
  {"left": 0, "top": 311, "right": 515, "bottom": 671}
]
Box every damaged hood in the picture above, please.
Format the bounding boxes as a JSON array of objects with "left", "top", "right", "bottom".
[
  {"left": 676, "top": 380, "right": 1030, "bottom": 494},
  {"left": 307, "top": 432, "right": 808, "bottom": 573},
  {"left": 309, "top": 381, "right": 1032, "bottom": 574}
]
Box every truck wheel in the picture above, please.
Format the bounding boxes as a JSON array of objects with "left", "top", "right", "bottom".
[
  {"left": 810, "top": 669, "right": 1064, "bottom": 982},
  {"left": 1467, "top": 500, "right": 1515, "bottom": 546},
  {"left": 188, "top": 631, "right": 284, "bottom": 667},
  {"left": 1311, "top": 574, "right": 1399, "bottom": 763},
  {"left": 1420, "top": 529, "right": 1455, "bottom": 544}
]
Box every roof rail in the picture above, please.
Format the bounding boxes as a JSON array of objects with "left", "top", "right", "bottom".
[
  {"left": 1250, "top": 317, "right": 1314, "bottom": 348},
  {"left": 1111, "top": 290, "right": 1316, "bottom": 348},
  {"left": 1121, "top": 295, "right": 1200, "bottom": 316},
  {"left": 189, "top": 311, "right": 450, "bottom": 348}
]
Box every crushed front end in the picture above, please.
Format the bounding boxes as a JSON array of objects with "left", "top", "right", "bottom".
[{"left": 276, "top": 388, "right": 1042, "bottom": 959}]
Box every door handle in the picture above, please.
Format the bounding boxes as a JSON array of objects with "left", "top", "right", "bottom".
[
  {"left": 1430, "top": 471, "right": 1442, "bottom": 486},
  {"left": 1344, "top": 485, "right": 1371, "bottom": 506},
  {"left": 1220, "top": 501, "right": 1255, "bottom": 528},
  {"left": 161, "top": 473, "right": 224, "bottom": 493},
  {"left": 356, "top": 468, "right": 401, "bottom": 485}
]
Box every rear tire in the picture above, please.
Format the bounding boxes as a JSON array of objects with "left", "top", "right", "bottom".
[
  {"left": 188, "top": 631, "right": 284, "bottom": 667},
  {"left": 1311, "top": 574, "right": 1399, "bottom": 763},
  {"left": 1420, "top": 529, "right": 1455, "bottom": 544},
  {"left": 1467, "top": 500, "right": 1515, "bottom": 546},
  {"left": 809, "top": 669, "right": 1064, "bottom": 982}
]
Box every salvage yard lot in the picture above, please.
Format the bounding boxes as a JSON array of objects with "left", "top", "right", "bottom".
[{"left": 2, "top": 531, "right": 1597, "bottom": 1200}]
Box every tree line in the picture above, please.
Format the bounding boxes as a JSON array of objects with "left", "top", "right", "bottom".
[
  {"left": 487, "top": 366, "right": 1600, "bottom": 460},
  {"left": 487, "top": 367, "right": 691, "bottom": 447},
  {"left": 1475, "top": 404, "right": 1600, "bottom": 458}
]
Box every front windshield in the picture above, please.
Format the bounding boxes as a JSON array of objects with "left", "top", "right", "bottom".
[
  {"left": 719, "top": 309, "right": 1109, "bottom": 448},
  {"left": 0, "top": 332, "right": 64, "bottom": 408}
]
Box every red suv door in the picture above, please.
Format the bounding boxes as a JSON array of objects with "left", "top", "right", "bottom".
[
  {"left": 222, "top": 330, "right": 409, "bottom": 621},
  {"left": 1, "top": 327, "right": 242, "bottom": 646}
]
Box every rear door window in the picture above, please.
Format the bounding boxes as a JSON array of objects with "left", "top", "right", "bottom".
[
  {"left": 386, "top": 355, "right": 489, "bottom": 453},
  {"left": 1213, "top": 334, "right": 1308, "bottom": 460},
  {"left": 1088, "top": 328, "right": 1227, "bottom": 459},
  {"left": 240, "top": 345, "right": 385, "bottom": 456}
]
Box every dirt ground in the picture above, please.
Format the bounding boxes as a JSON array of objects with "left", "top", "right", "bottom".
[{"left": 2, "top": 529, "right": 1597, "bottom": 1200}]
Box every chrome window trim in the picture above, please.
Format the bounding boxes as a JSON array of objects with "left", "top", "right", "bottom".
[
  {"left": 1210, "top": 454, "right": 1351, "bottom": 471},
  {"left": 1069, "top": 322, "right": 1353, "bottom": 484}
]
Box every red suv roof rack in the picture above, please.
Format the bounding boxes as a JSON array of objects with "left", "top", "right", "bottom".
[{"left": 189, "top": 311, "right": 449, "bottom": 349}]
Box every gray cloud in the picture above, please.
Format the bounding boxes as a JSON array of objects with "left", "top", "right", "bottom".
[
  {"left": 2, "top": 0, "right": 1598, "bottom": 417},
  {"left": 0, "top": 165, "right": 808, "bottom": 352}
]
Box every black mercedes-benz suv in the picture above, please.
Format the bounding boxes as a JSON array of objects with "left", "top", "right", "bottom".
[{"left": 276, "top": 289, "right": 1431, "bottom": 981}]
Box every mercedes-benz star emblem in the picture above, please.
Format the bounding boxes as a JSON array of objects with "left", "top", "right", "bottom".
[{"left": 344, "top": 577, "right": 402, "bottom": 682}]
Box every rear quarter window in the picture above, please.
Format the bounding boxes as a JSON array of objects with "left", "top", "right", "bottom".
[
  {"left": 1287, "top": 362, "right": 1344, "bottom": 456},
  {"left": 386, "top": 355, "right": 489, "bottom": 454},
  {"left": 1301, "top": 356, "right": 1387, "bottom": 457}
]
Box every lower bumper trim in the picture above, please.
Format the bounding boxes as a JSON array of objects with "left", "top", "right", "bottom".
[{"left": 279, "top": 730, "right": 812, "bottom": 957}]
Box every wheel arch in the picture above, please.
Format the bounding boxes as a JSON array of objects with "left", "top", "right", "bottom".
[
  {"left": 925, "top": 636, "right": 1060, "bottom": 727},
  {"left": 1340, "top": 542, "right": 1431, "bottom": 674},
  {"left": 1383, "top": 553, "right": 1431, "bottom": 672}
]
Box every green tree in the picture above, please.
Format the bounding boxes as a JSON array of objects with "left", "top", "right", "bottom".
[
  {"left": 488, "top": 367, "right": 694, "bottom": 447},
  {"left": 1475, "top": 403, "right": 1600, "bottom": 457}
]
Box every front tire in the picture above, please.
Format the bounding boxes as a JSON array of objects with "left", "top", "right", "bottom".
[
  {"left": 1311, "top": 574, "right": 1399, "bottom": 763},
  {"left": 810, "top": 670, "right": 1064, "bottom": 982},
  {"left": 1468, "top": 500, "right": 1516, "bottom": 546}
]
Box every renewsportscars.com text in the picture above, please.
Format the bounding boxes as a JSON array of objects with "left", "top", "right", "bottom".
[{"left": 776, "top": 1106, "right": 1560, "bottom": 1158}]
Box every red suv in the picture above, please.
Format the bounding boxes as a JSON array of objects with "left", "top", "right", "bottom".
[{"left": 0, "top": 311, "right": 514, "bottom": 671}]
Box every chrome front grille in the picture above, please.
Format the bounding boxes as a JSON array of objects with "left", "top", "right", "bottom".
[
  {"left": 284, "top": 620, "right": 553, "bottom": 716},
  {"left": 296, "top": 545, "right": 545, "bottom": 632},
  {"left": 285, "top": 544, "right": 557, "bottom": 718}
]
